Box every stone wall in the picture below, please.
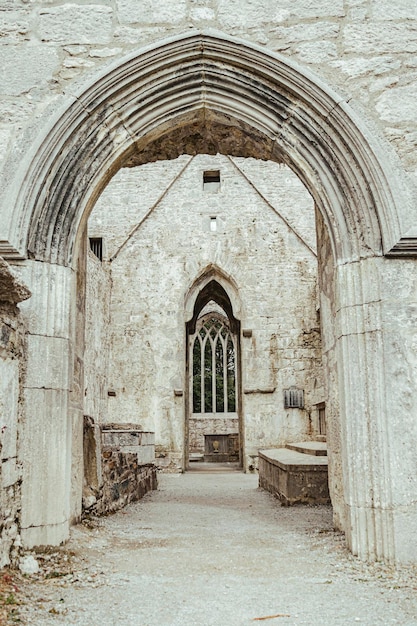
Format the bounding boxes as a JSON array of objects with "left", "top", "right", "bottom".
[
  {"left": 0, "top": 1, "right": 416, "bottom": 190},
  {"left": 0, "top": 260, "right": 30, "bottom": 567},
  {"left": 0, "top": 303, "right": 23, "bottom": 567},
  {"left": 87, "top": 154, "right": 324, "bottom": 470}
]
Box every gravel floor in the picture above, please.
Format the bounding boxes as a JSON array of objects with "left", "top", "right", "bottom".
[{"left": 17, "top": 469, "right": 417, "bottom": 626}]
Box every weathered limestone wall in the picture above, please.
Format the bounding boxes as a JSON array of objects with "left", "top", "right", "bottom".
[
  {"left": 0, "top": 302, "right": 24, "bottom": 567},
  {"left": 87, "top": 154, "right": 324, "bottom": 470},
  {"left": 0, "top": 260, "right": 30, "bottom": 567},
  {"left": 84, "top": 253, "right": 159, "bottom": 516}
]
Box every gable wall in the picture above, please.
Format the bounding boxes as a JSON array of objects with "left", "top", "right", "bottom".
[{"left": 86, "top": 155, "right": 324, "bottom": 470}]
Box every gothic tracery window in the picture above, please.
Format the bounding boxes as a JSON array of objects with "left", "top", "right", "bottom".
[{"left": 192, "top": 312, "right": 236, "bottom": 414}]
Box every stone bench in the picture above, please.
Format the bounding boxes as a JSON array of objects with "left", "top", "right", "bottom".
[{"left": 258, "top": 445, "right": 330, "bottom": 506}]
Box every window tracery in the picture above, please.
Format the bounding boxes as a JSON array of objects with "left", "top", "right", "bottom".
[{"left": 192, "top": 312, "right": 236, "bottom": 414}]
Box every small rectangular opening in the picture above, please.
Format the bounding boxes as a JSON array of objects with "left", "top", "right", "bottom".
[
  {"left": 89, "top": 237, "right": 103, "bottom": 261},
  {"left": 203, "top": 170, "right": 220, "bottom": 192},
  {"left": 317, "top": 402, "right": 326, "bottom": 436},
  {"left": 210, "top": 217, "right": 217, "bottom": 232}
]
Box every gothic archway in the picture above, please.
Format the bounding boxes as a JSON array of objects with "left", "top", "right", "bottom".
[{"left": 2, "top": 32, "right": 415, "bottom": 563}]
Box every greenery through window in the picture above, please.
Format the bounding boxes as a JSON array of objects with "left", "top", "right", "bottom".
[{"left": 192, "top": 314, "right": 236, "bottom": 413}]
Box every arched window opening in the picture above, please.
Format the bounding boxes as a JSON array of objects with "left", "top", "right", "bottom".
[{"left": 192, "top": 311, "right": 237, "bottom": 415}]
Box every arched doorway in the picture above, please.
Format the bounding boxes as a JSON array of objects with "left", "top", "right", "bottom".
[
  {"left": 2, "top": 32, "right": 415, "bottom": 563},
  {"left": 185, "top": 278, "right": 242, "bottom": 468}
]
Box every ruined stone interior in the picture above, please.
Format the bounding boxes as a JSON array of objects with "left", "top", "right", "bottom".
[
  {"left": 1, "top": 15, "right": 416, "bottom": 570},
  {"left": 85, "top": 153, "right": 324, "bottom": 473}
]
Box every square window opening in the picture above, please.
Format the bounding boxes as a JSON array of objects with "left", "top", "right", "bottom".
[
  {"left": 89, "top": 237, "right": 103, "bottom": 261},
  {"left": 203, "top": 170, "right": 221, "bottom": 192}
]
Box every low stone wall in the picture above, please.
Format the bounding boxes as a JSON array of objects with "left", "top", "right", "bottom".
[
  {"left": 83, "top": 420, "right": 157, "bottom": 516},
  {"left": 258, "top": 448, "right": 330, "bottom": 506},
  {"left": 99, "top": 454, "right": 157, "bottom": 514}
]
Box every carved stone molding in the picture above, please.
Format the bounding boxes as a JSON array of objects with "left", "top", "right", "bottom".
[{"left": 1, "top": 32, "right": 411, "bottom": 265}]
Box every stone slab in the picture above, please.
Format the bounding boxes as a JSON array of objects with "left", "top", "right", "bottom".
[
  {"left": 259, "top": 448, "right": 328, "bottom": 470},
  {"left": 21, "top": 520, "right": 69, "bottom": 550},
  {"left": 285, "top": 441, "right": 327, "bottom": 456},
  {"left": 0, "top": 45, "right": 59, "bottom": 96}
]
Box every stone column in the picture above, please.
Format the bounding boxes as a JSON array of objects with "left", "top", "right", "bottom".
[
  {"left": 336, "top": 257, "right": 396, "bottom": 562},
  {"left": 380, "top": 257, "right": 417, "bottom": 564},
  {"left": 19, "top": 260, "right": 74, "bottom": 548}
]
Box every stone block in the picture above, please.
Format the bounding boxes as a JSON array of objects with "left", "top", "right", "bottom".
[
  {"left": 0, "top": 10, "right": 30, "bottom": 42},
  {"left": 0, "top": 45, "right": 59, "bottom": 96},
  {"left": 102, "top": 430, "right": 140, "bottom": 446},
  {"left": 343, "top": 23, "right": 417, "bottom": 55},
  {"left": 140, "top": 432, "right": 155, "bottom": 446},
  {"left": 20, "top": 388, "right": 70, "bottom": 530},
  {"left": 117, "top": 0, "right": 187, "bottom": 24},
  {"left": 272, "top": 22, "right": 339, "bottom": 43},
  {"left": 19, "top": 261, "right": 73, "bottom": 338},
  {"left": 190, "top": 7, "right": 215, "bottom": 22},
  {"left": 38, "top": 4, "right": 113, "bottom": 44},
  {"left": 376, "top": 83, "right": 417, "bottom": 123},
  {"left": 296, "top": 41, "right": 338, "bottom": 63},
  {"left": 136, "top": 445, "right": 155, "bottom": 464},
  {"left": 25, "top": 334, "right": 71, "bottom": 390},
  {"left": 218, "top": 0, "right": 343, "bottom": 29},
  {"left": 371, "top": 0, "right": 417, "bottom": 20}
]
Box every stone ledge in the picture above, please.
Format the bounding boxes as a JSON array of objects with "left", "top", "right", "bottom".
[
  {"left": 285, "top": 441, "right": 327, "bottom": 456},
  {"left": 385, "top": 236, "right": 417, "bottom": 258},
  {"left": 259, "top": 448, "right": 328, "bottom": 470}
]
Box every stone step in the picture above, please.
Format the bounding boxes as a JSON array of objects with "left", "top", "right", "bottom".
[{"left": 285, "top": 441, "right": 327, "bottom": 456}]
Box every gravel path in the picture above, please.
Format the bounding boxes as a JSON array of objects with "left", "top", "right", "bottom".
[{"left": 18, "top": 469, "right": 417, "bottom": 625}]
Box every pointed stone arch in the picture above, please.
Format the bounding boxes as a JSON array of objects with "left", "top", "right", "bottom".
[
  {"left": 1, "top": 32, "right": 415, "bottom": 564},
  {"left": 1, "top": 31, "right": 413, "bottom": 265},
  {"left": 185, "top": 264, "right": 242, "bottom": 330}
]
